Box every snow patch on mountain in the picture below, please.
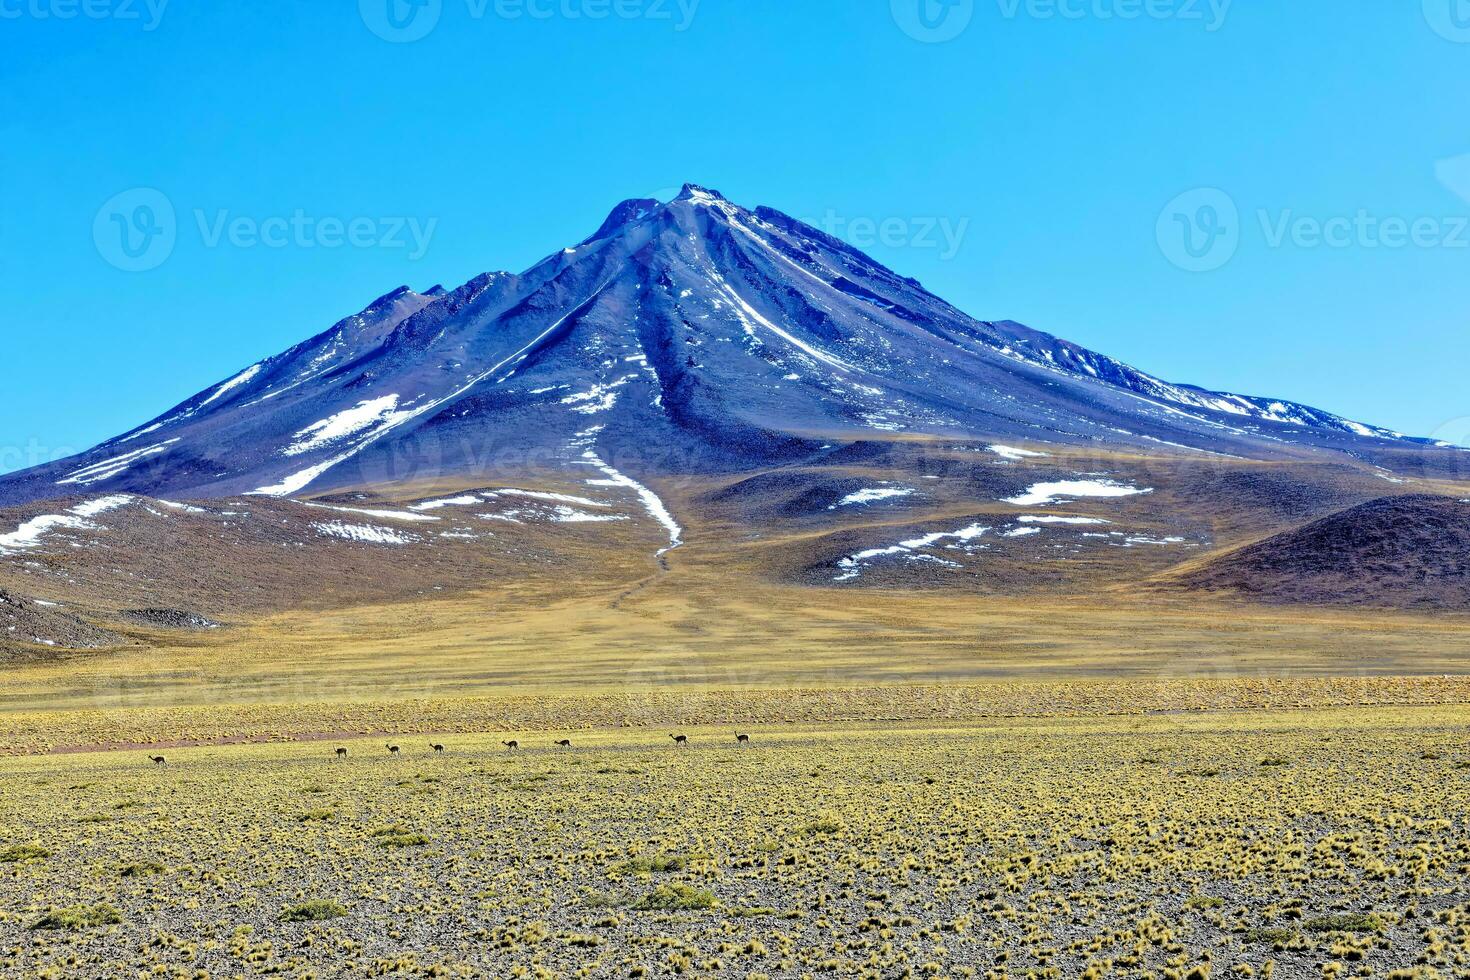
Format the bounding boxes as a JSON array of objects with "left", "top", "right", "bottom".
[
  {"left": 1017, "top": 515, "right": 1111, "bottom": 525},
  {"left": 199, "top": 364, "right": 263, "bottom": 408},
  {"left": 578, "top": 451, "right": 682, "bottom": 555},
  {"left": 835, "top": 523, "right": 991, "bottom": 582},
  {"left": 410, "top": 495, "right": 483, "bottom": 512},
  {"left": 313, "top": 521, "right": 419, "bottom": 545},
  {"left": 0, "top": 496, "right": 135, "bottom": 555},
  {"left": 58, "top": 441, "right": 179, "bottom": 486},
  {"left": 300, "top": 502, "right": 440, "bottom": 523},
  {"left": 1004, "top": 480, "right": 1153, "bottom": 507},
  {"left": 286, "top": 396, "right": 411, "bottom": 456},
  {"left": 831, "top": 487, "right": 915, "bottom": 509},
  {"left": 989, "top": 445, "right": 1048, "bottom": 461}
]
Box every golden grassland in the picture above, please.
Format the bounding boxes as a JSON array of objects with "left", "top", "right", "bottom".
[
  {"left": 1, "top": 708, "right": 1467, "bottom": 979},
  {"left": 3, "top": 572, "right": 1470, "bottom": 754}
]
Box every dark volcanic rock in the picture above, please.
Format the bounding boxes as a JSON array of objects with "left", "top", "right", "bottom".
[
  {"left": 1166, "top": 494, "right": 1470, "bottom": 610},
  {"left": 0, "top": 589, "right": 125, "bottom": 651}
]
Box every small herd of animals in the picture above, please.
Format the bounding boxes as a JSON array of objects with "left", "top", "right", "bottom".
[{"left": 144, "top": 733, "right": 754, "bottom": 765}]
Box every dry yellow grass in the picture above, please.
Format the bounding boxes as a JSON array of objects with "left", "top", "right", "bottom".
[
  {"left": 4, "top": 564, "right": 1469, "bottom": 753},
  {"left": 1, "top": 708, "right": 1467, "bottom": 978}
]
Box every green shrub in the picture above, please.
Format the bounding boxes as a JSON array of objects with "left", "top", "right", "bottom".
[
  {"left": 31, "top": 904, "right": 121, "bottom": 930},
  {"left": 0, "top": 844, "right": 50, "bottom": 863},
  {"left": 614, "top": 853, "right": 689, "bottom": 875},
  {"left": 280, "top": 899, "right": 347, "bottom": 922},
  {"left": 1303, "top": 913, "right": 1383, "bottom": 933},
  {"left": 796, "top": 815, "right": 845, "bottom": 837},
  {"left": 633, "top": 883, "right": 716, "bottom": 911}
]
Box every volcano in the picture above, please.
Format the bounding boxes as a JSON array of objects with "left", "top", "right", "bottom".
[{"left": 1, "top": 184, "right": 1456, "bottom": 510}]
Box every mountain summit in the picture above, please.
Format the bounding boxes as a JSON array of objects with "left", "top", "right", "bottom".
[{"left": 0, "top": 186, "right": 1453, "bottom": 506}]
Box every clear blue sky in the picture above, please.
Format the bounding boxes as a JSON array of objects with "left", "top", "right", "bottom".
[{"left": 3, "top": 0, "right": 1469, "bottom": 471}]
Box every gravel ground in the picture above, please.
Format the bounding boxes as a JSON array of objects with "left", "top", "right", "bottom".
[{"left": 0, "top": 709, "right": 1466, "bottom": 978}]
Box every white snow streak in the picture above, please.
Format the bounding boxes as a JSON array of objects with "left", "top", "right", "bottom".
[
  {"left": 0, "top": 496, "right": 134, "bottom": 555},
  {"left": 1017, "top": 515, "right": 1111, "bottom": 526},
  {"left": 1004, "top": 480, "right": 1152, "bottom": 507},
  {"left": 988, "top": 445, "right": 1048, "bottom": 461},
  {"left": 57, "top": 441, "right": 179, "bottom": 486},
  {"left": 198, "top": 364, "right": 263, "bottom": 408},
  {"left": 313, "top": 521, "right": 418, "bottom": 545},
  {"left": 579, "top": 451, "right": 682, "bottom": 555},
  {"left": 830, "top": 487, "right": 914, "bottom": 509},
  {"left": 284, "top": 396, "right": 409, "bottom": 457},
  {"left": 251, "top": 282, "right": 615, "bottom": 498},
  {"left": 835, "top": 523, "right": 990, "bottom": 581}
]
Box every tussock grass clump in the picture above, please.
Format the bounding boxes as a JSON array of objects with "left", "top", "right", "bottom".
[
  {"left": 280, "top": 899, "right": 348, "bottom": 922},
  {"left": 796, "top": 814, "right": 845, "bottom": 837},
  {"left": 30, "top": 904, "right": 121, "bottom": 930},
  {"left": 632, "top": 883, "right": 715, "bottom": 911},
  {"left": 614, "top": 853, "right": 689, "bottom": 875},
  {"left": 1, "top": 843, "right": 50, "bottom": 862},
  {"left": 1303, "top": 913, "right": 1383, "bottom": 933},
  {"left": 370, "top": 825, "right": 430, "bottom": 848},
  {"left": 582, "top": 889, "right": 629, "bottom": 909}
]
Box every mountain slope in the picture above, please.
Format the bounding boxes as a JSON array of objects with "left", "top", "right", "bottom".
[
  {"left": 1158, "top": 494, "right": 1470, "bottom": 609},
  {"left": 0, "top": 184, "right": 1459, "bottom": 510}
]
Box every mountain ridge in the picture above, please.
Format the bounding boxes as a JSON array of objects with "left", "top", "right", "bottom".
[{"left": 1, "top": 183, "right": 1460, "bottom": 508}]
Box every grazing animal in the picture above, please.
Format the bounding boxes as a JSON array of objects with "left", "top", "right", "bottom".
[
  {"left": 670, "top": 734, "right": 689, "bottom": 747},
  {"left": 502, "top": 740, "right": 519, "bottom": 751},
  {"left": 554, "top": 739, "right": 572, "bottom": 748},
  {"left": 386, "top": 744, "right": 400, "bottom": 756},
  {"left": 429, "top": 743, "right": 445, "bottom": 754},
  {"left": 736, "top": 733, "right": 751, "bottom": 746},
  {"left": 149, "top": 755, "right": 167, "bottom": 766},
  {"left": 335, "top": 747, "right": 348, "bottom": 760}
]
